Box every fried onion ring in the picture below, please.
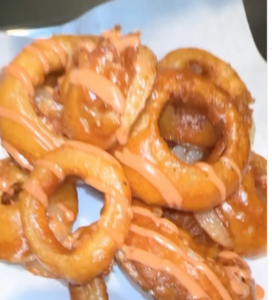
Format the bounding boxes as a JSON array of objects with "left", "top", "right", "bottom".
[
  {"left": 113, "top": 69, "right": 250, "bottom": 210},
  {"left": 20, "top": 142, "right": 131, "bottom": 283},
  {"left": 159, "top": 48, "right": 254, "bottom": 149},
  {"left": 60, "top": 28, "right": 156, "bottom": 148},
  {"left": 0, "top": 35, "right": 99, "bottom": 162},
  {"left": 117, "top": 200, "right": 256, "bottom": 300},
  {"left": 0, "top": 158, "right": 78, "bottom": 275}
]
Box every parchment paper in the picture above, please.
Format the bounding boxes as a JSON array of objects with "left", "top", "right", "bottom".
[{"left": 0, "top": 0, "right": 267, "bottom": 299}]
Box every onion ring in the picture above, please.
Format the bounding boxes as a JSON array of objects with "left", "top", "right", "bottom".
[
  {"left": 20, "top": 142, "right": 131, "bottom": 283},
  {"left": 159, "top": 48, "right": 254, "bottom": 149},
  {"left": 113, "top": 69, "right": 250, "bottom": 210},
  {"left": 0, "top": 35, "right": 98, "bottom": 162},
  {"left": 117, "top": 199, "right": 256, "bottom": 300},
  {"left": 0, "top": 158, "right": 78, "bottom": 273},
  {"left": 60, "top": 28, "right": 156, "bottom": 148}
]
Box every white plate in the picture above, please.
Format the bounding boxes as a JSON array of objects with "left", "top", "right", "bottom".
[{"left": 0, "top": 0, "right": 267, "bottom": 299}]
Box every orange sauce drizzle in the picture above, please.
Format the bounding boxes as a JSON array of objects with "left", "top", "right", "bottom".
[
  {"left": 65, "top": 140, "right": 121, "bottom": 169},
  {"left": 0, "top": 39, "right": 65, "bottom": 153},
  {"left": 132, "top": 206, "right": 179, "bottom": 234},
  {"left": 196, "top": 162, "right": 226, "bottom": 202},
  {"left": 35, "top": 160, "right": 64, "bottom": 180},
  {"left": 256, "top": 284, "right": 265, "bottom": 300},
  {"left": 130, "top": 224, "right": 232, "bottom": 300},
  {"left": 1, "top": 140, "right": 33, "bottom": 171},
  {"left": 25, "top": 45, "right": 50, "bottom": 73},
  {"left": 218, "top": 251, "right": 253, "bottom": 297},
  {"left": 4, "top": 64, "right": 34, "bottom": 97},
  {"left": 0, "top": 107, "right": 55, "bottom": 150},
  {"left": 115, "top": 149, "right": 182, "bottom": 208},
  {"left": 122, "top": 245, "right": 209, "bottom": 299},
  {"left": 221, "top": 156, "right": 242, "bottom": 184},
  {"left": 3, "top": 38, "right": 65, "bottom": 101},
  {"left": 57, "top": 203, "right": 75, "bottom": 222},
  {"left": 69, "top": 68, "right": 125, "bottom": 114},
  {"left": 34, "top": 39, "right": 66, "bottom": 67},
  {"left": 230, "top": 278, "right": 249, "bottom": 297},
  {"left": 23, "top": 179, "right": 48, "bottom": 208}
]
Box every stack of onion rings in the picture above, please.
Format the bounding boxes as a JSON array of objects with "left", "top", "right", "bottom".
[{"left": 0, "top": 26, "right": 266, "bottom": 300}]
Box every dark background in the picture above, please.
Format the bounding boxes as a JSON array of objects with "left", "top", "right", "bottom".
[{"left": 0, "top": 0, "right": 267, "bottom": 59}]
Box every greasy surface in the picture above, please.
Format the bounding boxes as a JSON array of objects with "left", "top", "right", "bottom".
[
  {"left": 24, "top": 182, "right": 79, "bottom": 277},
  {"left": 60, "top": 30, "right": 156, "bottom": 148},
  {"left": 113, "top": 69, "right": 250, "bottom": 210},
  {"left": 69, "top": 277, "right": 109, "bottom": 300},
  {"left": 215, "top": 153, "right": 267, "bottom": 257},
  {"left": 117, "top": 200, "right": 256, "bottom": 300},
  {"left": 0, "top": 30, "right": 156, "bottom": 160},
  {"left": 20, "top": 144, "right": 131, "bottom": 283},
  {"left": 164, "top": 152, "right": 267, "bottom": 258},
  {"left": 159, "top": 48, "right": 253, "bottom": 149},
  {"left": 0, "top": 158, "right": 79, "bottom": 275},
  {"left": 0, "top": 35, "right": 99, "bottom": 161},
  {"left": 60, "top": 38, "right": 135, "bottom": 147},
  {"left": 0, "top": 159, "right": 29, "bottom": 262}
]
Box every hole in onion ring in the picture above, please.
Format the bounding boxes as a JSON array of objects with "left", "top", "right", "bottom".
[{"left": 158, "top": 99, "right": 225, "bottom": 164}]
